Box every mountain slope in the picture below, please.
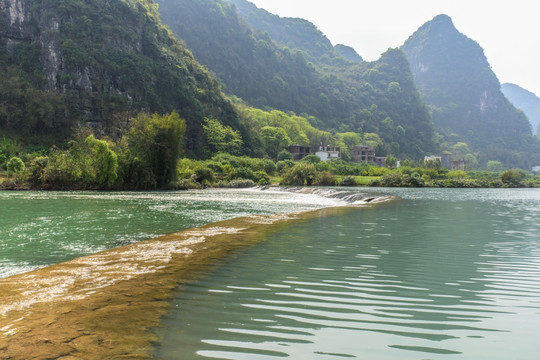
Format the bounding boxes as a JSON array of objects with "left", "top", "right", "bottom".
[
  {"left": 224, "top": 0, "right": 334, "bottom": 59},
  {"left": 335, "top": 44, "right": 363, "bottom": 62},
  {"left": 156, "top": 0, "right": 436, "bottom": 159},
  {"left": 401, "top": 14, "right": 539, "bottom": 167},
  {"left": 0, "top": 0, "right": 242, "bottom": 155},
  {"left": 501, "top": 83, "right": 540, "bottom": 136}
]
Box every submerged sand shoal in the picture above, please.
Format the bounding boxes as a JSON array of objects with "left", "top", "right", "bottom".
[{"left": 0, "top": 204, "right": 385, "bottom": 360}]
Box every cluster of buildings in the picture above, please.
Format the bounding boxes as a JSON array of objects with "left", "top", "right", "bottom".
[
  {"left": 287, "top": 144, "right": 387, "bottom": 166},
  {"left": 287, "top": 144, "right": 467, "bottom": 171},
  {"left": 424, "top": 154, "right": 465, "bottom": 171}
]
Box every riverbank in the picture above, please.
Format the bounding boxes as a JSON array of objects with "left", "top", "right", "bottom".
[{"left": 0, "top": 200, "right": 390, "bottom": 359}]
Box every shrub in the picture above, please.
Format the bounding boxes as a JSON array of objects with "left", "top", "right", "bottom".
[
  {"left": 500, "top": 169, "right": 527, "bottom": 187},
  {"left": 263, "top": 159, "right": 277, "bottom": 175},
  {"left": 6, "top": 157, "right": 25, "bottom": 175},
  {"left": 339, "top": 176, "right": 358, "bottom": 187},
  {"left": 228, "top": 166, "right": 256, "bottom": 182},
  {"left": 254, "top": 170, "right": 270, "bottom": 184},
  {"left": 315, "top": 171, "right": 337, "bottom": 186},
  {"left": 281, "top": 163, "right": 317, "bottom": 186},
  {"left": 300, "top": 154, "right": 321, "bottom": 164},
  {"left": 194, "top": 166, "right": 215, "bottom": 184},
  {"left": 28, "top": 156, "right": 49, "bottom": 186},
  {"left": 447, "top": 170, "right": 467, "bottom": 179},
  {"left": 277, "top": 150, "right": 293, "bottom": 161},
  {"left": 371, "top": 173, "right": 424, "bottom": 187},
  {"left": 276, "top": 160, "right": 295, "bottom": 174},
  {"left": 222, "top": 179, "right": 256, "bottom": 188},
  {"left": 367, "top": 166, "right": 391, "bottom": 176}
]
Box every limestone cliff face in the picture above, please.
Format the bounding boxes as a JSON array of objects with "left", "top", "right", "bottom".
[
  {"left": 0, "top": 0, "right": 238, "bottom": 154},
  {"left": 1, "top": 0, "right": 127, "bottom": 126}
]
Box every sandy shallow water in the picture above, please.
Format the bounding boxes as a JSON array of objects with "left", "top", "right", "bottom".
[{"left": 0, "top": 206, "right": 365, "bottom": 359}]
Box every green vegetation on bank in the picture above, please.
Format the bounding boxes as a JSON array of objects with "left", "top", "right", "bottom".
[{"left": 2, "top": 119, "right": 538, "bottom": 190}]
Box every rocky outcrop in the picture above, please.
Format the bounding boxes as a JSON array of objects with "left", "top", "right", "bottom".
[{"left": 0, "top": 0, "right": 239, "bottom": 154}]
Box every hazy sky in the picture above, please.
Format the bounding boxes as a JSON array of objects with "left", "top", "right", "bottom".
[{"left": 248, "top": 0, "right": 540, "bottom": 96}]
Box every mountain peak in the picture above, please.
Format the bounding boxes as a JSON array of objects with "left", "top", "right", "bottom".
[
  {"left": 432, "top": 14, "right": 453, "bottom": 25},
  {"left": 401, "top": 13, "right": 537, "bottom": 168},
  {"left": 418, "top": 14, "right": 458, "bottom": 37}
]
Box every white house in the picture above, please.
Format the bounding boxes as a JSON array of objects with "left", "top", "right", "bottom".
[{"left": 315, "top": 146, "right": 341, "bottom": 162}]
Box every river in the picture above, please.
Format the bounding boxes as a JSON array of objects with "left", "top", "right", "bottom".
[
  {"left": 154, "top": 188, "right": 540, "bottom": 359},
  {"left": 1, "top": 188, "right": 540, "bottom": 359}
]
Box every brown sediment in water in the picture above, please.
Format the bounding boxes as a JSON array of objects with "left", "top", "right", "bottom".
[{"left": 0, "top": 204, "right": 386, "bottom": 359}]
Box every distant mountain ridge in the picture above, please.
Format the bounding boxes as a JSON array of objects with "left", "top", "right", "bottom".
[
  {"left": 157, "top": 0, "right": 437, "bottom": 159},
  {"left": 334, "top": 44, "right": 363, "bottom": 62},
  {"left": 224, "top": 0, "right": 335, "bottom": 59},
  {"left": 401, "top": 14, "right": 539, "bottom": 168},
  {"left": 501, "top": 83, "right": 540, "bottom": 136}
]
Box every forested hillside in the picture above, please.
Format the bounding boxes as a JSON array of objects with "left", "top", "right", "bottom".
[
  {"left": 401, "top": 14, "right": 540, "bottom": 168},
  {"left": 0, "top": 0, "right": 251, "bottom": 155},
  {"left": 156, "top": 0, "right": 436, "bottom": 159},
  {"left": 501, "top": 83, "right": 540, "bottom": 136}
]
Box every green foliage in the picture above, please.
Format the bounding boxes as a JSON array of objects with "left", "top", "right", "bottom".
[
  {"left": 276, "top": 160, "right": 295, "bottom": 174},
  {"left": 194, "top": 166, "right": 215, "bottom": 185},
  {"left": 227, "top": 167, "right": 256, "bottom": 182},
  {"left": 452, "top": 142, "right": 470, "bottom": 161},
  {"left": 371, "top": 173, "right": 425, "bottom": 187},
  {"left": 1, "top": 0, "right": 244, "bottom": 156},
  {"left": 28, "top": 156, "right": 49, "bottom": 186},
  {"left": 487, "top": 160, "right": 504, "bottom": 172},
  {"left": 252, "top": 170, "right": 269, "bottom": 184},
  {"left": 300, "top": 154, "right": 321, "bottom": 164},
  {"left": 260, "top": 126, "right": 291, "bottom": 159},
  {"left": 281, "top": 163, "right": 317, "bottom": 186},
  {"left": 6, "top": 157, "right": 25, "bottom": 175},
  {"left": 385, "top": 155, "right": 398, "bottom": 169},
  {"left": 338, "top": 176, "right": 358, "bottom": 187},
  {"left": 500, "top": 169, "right": 528, "bottom": 187},
  {"left": 125, "top": 112, "right": 186, "bottom": 188},
  {"left": 203, "top": 118, "right": 243, "bottom": 155},
  {"left": 85, "top": 135, "right": 118, "bottom": 186},
  {"left": 447, "top": 170, "right": 467, "bottom": 179},
  {"left": 157, "top": 0, "right": 437, "bottom": 159},
  {"left": 223, "top": 179, "right": 256, "bottom": 188},
  {"left": 0, "top": 137, "right": 21, "bottom": 169},
  {"left": 277, "top": 149, "right": 293, "bottom": 161},
  {"left": 315, "top": 171, "right": 337, "bottom": 186}
]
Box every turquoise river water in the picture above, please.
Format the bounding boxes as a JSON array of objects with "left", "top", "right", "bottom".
[
  {"left": 0, "top": 189, "right": 346, "bottom": 278},
  {"left": 154, "top": 188, "right": 540, "bottom": 359},
  {"left": 1, "top": 188, "right": 540, "bottom": 359}
]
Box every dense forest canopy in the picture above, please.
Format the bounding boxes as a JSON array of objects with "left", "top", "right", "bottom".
[
  {"left": 0, "top": 0, "right": 247, "bottom": 156},
  {"left": 155, "top": 0, "right": 437, "bottom": 159}
]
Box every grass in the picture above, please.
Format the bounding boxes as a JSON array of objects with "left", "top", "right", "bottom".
[
  {"left": 352, "top": 176, "right": 380, "bottom": 185},
  {"left": 269, "top": 175, "right": 380, "bottom": 186}
]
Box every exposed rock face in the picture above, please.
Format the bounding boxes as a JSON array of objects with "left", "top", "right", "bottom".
[
  {"left": 0, "top": 0, "right": 239, "bottom": 154},
  {"left": 1, "top": 0, "right": 27, "bottom": 32}
]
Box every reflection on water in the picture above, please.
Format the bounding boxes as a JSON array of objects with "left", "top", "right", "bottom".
[{"left": 156, "top": 189, "right": 540, "bottom": 359}]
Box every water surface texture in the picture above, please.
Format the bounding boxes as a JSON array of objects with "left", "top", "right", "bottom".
[
  {"left": 156, "top": 188, "right": 540, "bottom": 359},
  {"left": 0, "top": 189, "right": 346, "bottom": 278}
]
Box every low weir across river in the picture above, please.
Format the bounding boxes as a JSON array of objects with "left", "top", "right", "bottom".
[{"left": 1, "top": 188, "right": 540, "bottom": 359}]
